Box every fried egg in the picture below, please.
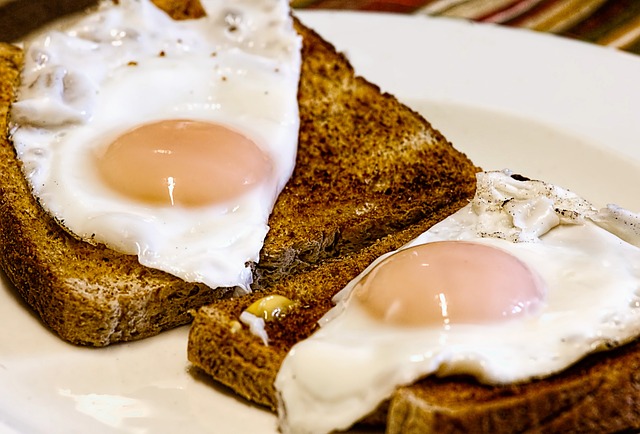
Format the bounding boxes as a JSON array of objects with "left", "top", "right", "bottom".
[
  {"left": 274, "top": 170, "right": 640, "bottom": 434},
  {"left": 9, "top": 0, "right": 302, "bottom": 293}
]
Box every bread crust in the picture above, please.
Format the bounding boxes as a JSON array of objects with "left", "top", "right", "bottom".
[{"left": 388, "top": 337, "right": 640, "bottom": 433}]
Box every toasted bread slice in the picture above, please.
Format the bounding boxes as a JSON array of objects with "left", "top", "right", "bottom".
[
  {"left": 188, "top": 222, "right": 640, "bottom": 433},
  {"left": 0, "top": 3, "right": 478, "bottom": 346},
  {"left": 189, "top": 198, "right": 640, "bottom": 433}
]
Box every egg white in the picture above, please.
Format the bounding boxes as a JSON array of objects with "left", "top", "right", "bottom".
[
  {"left": 275, "top": 170, "right": 640, "bottom": 434},
  {"left": 10, "top": 0, "right": 302, "bottom": 292}
]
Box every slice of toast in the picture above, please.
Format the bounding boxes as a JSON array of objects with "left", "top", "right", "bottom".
[
  {"left": 189, "top": 195, "right": 640, "bottom": 434},
  {"left": 0, "top": 2, "right": 479, "bottom": 346},
  {"left": 189, "top": 218, "right": 640, "bottom": 432}
]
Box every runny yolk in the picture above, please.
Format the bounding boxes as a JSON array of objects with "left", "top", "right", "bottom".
[
  {"left": 96, "top": 119, "right": 272, "bottom": 207},
  {"left": 354, "top": 241, "right": 545, "bottom": 327}
]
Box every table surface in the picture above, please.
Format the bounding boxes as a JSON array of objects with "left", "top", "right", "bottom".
[{"left": 292, "top": 0, "right": 640, "bottom": 55}]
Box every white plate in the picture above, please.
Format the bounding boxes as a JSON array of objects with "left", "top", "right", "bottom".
[{"left": 2, "top": 10, "right": 640, "bottom": 434}]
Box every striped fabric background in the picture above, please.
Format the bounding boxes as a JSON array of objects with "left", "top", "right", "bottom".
[{"left": 292, "top": 0, "right": 640, "bottom": 55}]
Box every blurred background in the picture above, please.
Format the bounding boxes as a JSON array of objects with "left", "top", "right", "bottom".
[
  {"left": 1, "top": 0, "right": 639, "bottom": 54},
  {"left": 291, "top": 0, "right": 640, "bottom": 54}
]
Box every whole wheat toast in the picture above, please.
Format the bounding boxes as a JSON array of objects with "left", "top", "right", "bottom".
[
  {"left": 0, "top": 2, "right": 478, "bottom": 346},
  {"left": 189, "top": 181, "right": 640, "bottom": 433}
]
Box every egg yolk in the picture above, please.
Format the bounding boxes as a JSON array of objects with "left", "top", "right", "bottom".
[
  {"left": 96, "top": 120, "right": 272, "bottom": 207},
  {"left": 354, "top": 241, "right": 545, "bottom": 327}
]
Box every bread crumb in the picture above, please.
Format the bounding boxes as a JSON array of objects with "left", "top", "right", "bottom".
[{"left": 229, "top": 320, "right": 242, "bottom": 334}]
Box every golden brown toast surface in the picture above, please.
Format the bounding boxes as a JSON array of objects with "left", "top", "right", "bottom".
[{"left": 256, "top": 18, "right": 479, "bottom": 289}]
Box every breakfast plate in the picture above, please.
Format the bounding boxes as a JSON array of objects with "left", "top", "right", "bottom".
[{"left": 1, "top": 10, "right": 640, "bottom": 434}]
